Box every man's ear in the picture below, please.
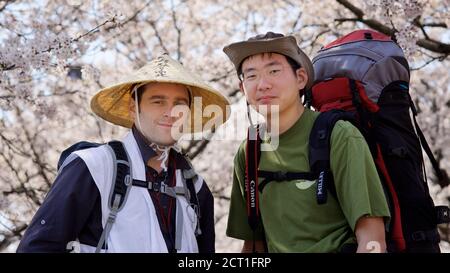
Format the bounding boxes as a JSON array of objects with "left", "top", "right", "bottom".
[
  {"left": 239, "top": 81, "right": 245, "bottom": 94},
  {"left": 129, "top": 96, "right": 136, "bottom": 117},
  {"left": 296, "top": 67, "right": 308, "bottom": 91}
]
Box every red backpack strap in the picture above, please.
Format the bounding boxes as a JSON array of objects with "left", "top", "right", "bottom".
[
  {"left": 373, "top": 144, "right": 406, "bottom": 252},
  {"left": 244, "top": 125, "right": 263, "bottom": 252},
  {"left": 245, "top": 125, "right": 262, "bottom": 230}
]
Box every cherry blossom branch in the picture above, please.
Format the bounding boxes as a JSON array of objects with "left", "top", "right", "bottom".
[
  {"left": 0, "top": 0, "right": 15, "bottom": 13},
  {"left": 170, "top": 0, "right": 182, "bottom": 61},
  {"left": 103, "top": 0, "right": 153, "bottom": 32},
  {"left": 411, "top": 55, "right": 447, "bottom": 70},
  {"left": 148, "top": 20, "right": 170, "bottom": 54},
  {"left": 39, "top": 16, "right": 118, "bottom": 55},
  {"left": 0, "top": 17, "right": 117, "bottom": 72},
  {"left": 336, "top": 0, "right": 450, "bottom": 55}
]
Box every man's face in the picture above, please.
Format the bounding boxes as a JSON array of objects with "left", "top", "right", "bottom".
[
  {"left": 129, "top": 82, "right": 190, "bottom": 146},
  {"left": 240, "top": 53, "right": 307, "bottom": 115}
]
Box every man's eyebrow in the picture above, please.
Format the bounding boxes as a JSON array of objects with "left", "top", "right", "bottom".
[
  {"left": 242, "top": 67, "right": 256, "bottom": 74},
  {"left": 242, "top": 61, "right": 283, "bottom": 74},
  {"left": 174, "top": 97, "right": 190, "bottom": 104},
  {"left": 148, "top": 95, "right": 167, "bottom": 100},
  {"left": 149, "top": 95, "right": 189, "bottom": 103},
  {"left": 264, "top": 61, "right": 283, "bottom": 68}
]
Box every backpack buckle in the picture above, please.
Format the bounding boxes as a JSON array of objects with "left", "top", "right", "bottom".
[
  {"left": 411, "top": 231, "right": 426, "bottom": 242},
  {"left": 152, "top": 181, "right": 160, "bottom": 192},
  {"left": 124, "top": 175, "right": 132, "bottom": 187},
  {"left": 159, "top": 183, "right": 167, "bottom": 194},
  {"left": 389, "top": 147, "right": 407, "bottom": 158},
  {"left": 436, "top": 206, "right": 450, "bottom": 224}
]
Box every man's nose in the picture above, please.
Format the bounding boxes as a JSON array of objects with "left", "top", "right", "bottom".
[
  {"left": 162, "top": 105, "right": 173, "bottom": 118},
  {"left": 164, "top": 104, "right": 184, "bottom": 119},
  {"left": 257, "top": 76, "right": 272, "bottom": 92}
]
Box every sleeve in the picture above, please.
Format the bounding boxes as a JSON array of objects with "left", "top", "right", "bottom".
[
  {"left": 330, "top": 121, "right": 391, "bottom": 232},
  {"left": 195, "top": 181, "right": 215, "bottom": 253},
  {"left": 226, "top": 142, "right": 265, "bottom": 241},
  {"left": 16, "top": 157, "right": 101, "bottom": 253}
]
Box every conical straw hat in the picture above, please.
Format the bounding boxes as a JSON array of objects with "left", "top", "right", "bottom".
[{"left": 91, "top": 54, "right": 230, "bottom": 133}]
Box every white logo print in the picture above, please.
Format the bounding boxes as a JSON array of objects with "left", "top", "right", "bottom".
[{"left": 295, "top": 180, "right": 316, "bottom": 190}]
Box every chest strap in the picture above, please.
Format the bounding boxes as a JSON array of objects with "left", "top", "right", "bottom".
[
  {"left": 258, "top": 171, "right": 318, "bottom": 192},
  {"left": 132, "top": 179, "right": 186, "bottom": 198}
]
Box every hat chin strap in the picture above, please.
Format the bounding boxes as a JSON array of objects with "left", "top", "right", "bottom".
[
  {"left": 134, "top": 88, "right": 181, "bottom": 172},
  {"left": 149, "top": 143, "right": 181, "bottom": 172}
]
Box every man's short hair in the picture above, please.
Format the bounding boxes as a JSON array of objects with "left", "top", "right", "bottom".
[{"left": 237, "top": 52, "right": 302, "bottom": 81}]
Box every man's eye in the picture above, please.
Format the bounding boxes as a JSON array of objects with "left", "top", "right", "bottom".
[
  {"left": 245, "top": 74, "right": 256, "bottom": 80},
  {"left": 152, "top": 100, "right": 163, "bottom": 104},
  {"left": 270, "top": 69, "right": 281, "bottom": 74}
]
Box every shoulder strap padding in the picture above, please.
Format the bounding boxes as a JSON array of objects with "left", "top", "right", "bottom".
[
  {"left": 106, "top": 140, "right": 132, "bottom": 211},
  {"left": 309, "top": 110, "right": 356, "bottom": 204}
]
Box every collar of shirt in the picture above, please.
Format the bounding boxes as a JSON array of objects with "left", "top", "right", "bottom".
[
  {"left": 132, "top": 125, "right": 158, "bottom": 165},
  {"left": 131, "top": 125, "right": 190, "bottom": 170}
]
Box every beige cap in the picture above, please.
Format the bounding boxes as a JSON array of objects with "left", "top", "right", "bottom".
[{"left": 223, "top": 32, "right": 314, "bottom": 90}]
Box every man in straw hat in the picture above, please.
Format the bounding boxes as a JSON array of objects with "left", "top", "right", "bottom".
[
  {"left": 17, "top": 54, "right": 229, "bottom": 253},
  {"left": 223, "top": 32, "right": 390, "bottom": 253}
]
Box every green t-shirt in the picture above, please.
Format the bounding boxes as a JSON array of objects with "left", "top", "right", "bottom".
[{"left": 226, "top": 108, "right": 391, "bottom": 252}]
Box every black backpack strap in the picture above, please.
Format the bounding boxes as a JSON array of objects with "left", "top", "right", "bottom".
[
  {"left": 258, "top": 170, "right": 317, "bottom": 192},
  {"left": 348, "top": 79, "right": 377, "bottom": 152},
  {"left": 57, "top": 141, "right": 101, "bottom": 170},
  {"left": 132, "top": 178, "right": 187, "bottom": 196},
  {"left": 303, "top": 88, "right": 313, "bottom": 109},
  {"left": 408, "top": 95, "right": 449, "bottom": 188},
  {"left": 96, "top": 140, "right": 132, "bottom": 253},
  {"left": 106, "top": 141, "right": 133, "bottom": 209},
  {"left": 309, "top": 110, "right": 356, "bottom": 204}
]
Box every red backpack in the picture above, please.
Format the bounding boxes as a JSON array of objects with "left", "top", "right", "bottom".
[{"left": 244, "top": 30, "right": 449, "bottom": 253}]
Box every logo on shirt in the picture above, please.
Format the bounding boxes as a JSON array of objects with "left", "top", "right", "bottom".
[{"left": 295, "top": 180, "right": 316, "bottom": 190}]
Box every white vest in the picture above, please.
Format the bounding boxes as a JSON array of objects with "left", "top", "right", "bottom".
[{"left": 62, "top": 132, "right": 202, "bottom": 253}]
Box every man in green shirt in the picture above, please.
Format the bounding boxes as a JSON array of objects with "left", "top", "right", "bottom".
[{"left": 223, "top": 32, "right": 391, "bottom": 253}]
